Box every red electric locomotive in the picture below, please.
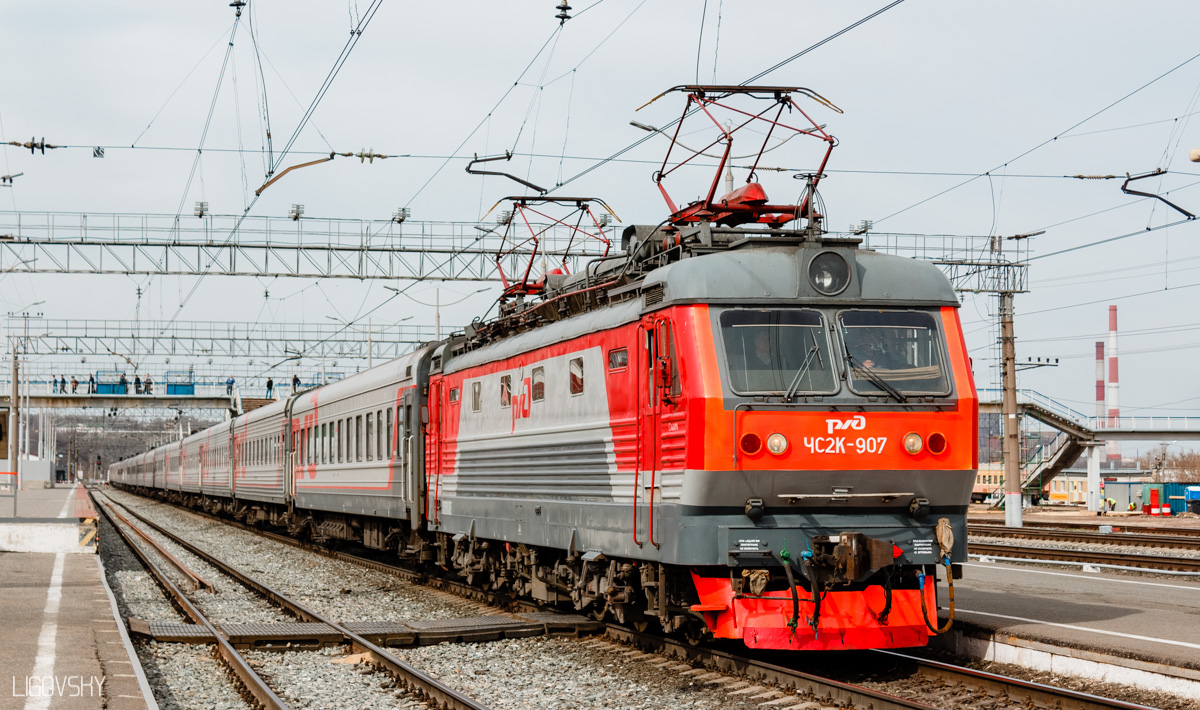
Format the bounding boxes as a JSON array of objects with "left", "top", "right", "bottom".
[{"left": 111, "top": 85, "right": 975, "bottom": 652}]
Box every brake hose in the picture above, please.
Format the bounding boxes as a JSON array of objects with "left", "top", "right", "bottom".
[
  {"left": 919, "top": 557, "right": 955, "bottom": 634},
  {"left": 778, "top": 551, "right": 800, "bottom": 635}
]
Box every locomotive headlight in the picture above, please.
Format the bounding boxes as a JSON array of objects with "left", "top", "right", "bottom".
[
  {"left": 766, "top": 433, "right": 788, "bottom": 455},
  {"left": 808, "top": 251, "right": 850, "bottom": 296},
  {"left": 903, "top": 432, "right": 924, "bottom": 455}
]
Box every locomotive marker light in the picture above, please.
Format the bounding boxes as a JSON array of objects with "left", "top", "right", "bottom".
[
  {"left": 766, "top": 433, "right": 788, "bottom": 455},
  {"left": 902, "top": 432, "right": 924, "bottom": 455},
  {"left": 808, "top": 251, "right": 850, "bottom": 296},
  {"left": 926, "top": 432, "right": 947, "bottom": 455}
]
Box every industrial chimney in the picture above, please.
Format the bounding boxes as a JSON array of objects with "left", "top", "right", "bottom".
[{"left": 1107, "top": 305, "right": 1121, "bottom": 463}]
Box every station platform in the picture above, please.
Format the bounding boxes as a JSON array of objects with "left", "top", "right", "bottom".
[
  {"left": 0, "top": 485, "right": 153, "bottom": 709},
  {"left": 0, "top": 484, "right": 99, "bottom": 554},
  {"left": 934, "top": 556, "right": 1200, "bottom": 697}
]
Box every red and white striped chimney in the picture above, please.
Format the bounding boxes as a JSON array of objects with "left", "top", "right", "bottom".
[
  {"left": 1095, "top": 341, "right": 1105, "bottom": 422},
  {"left": 1106, "top": 305, "right": 1121, "bottom": 462}
]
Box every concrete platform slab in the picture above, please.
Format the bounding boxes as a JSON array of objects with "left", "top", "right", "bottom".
[
  {"left": 950, "top": 559, "right": 1200, "bottom": 670},
  {"left": 0, "top": 486, "right": 98, "bottom": 555},
  {"left": 0, "top": 551, "right": 152, "bottom": 710}
]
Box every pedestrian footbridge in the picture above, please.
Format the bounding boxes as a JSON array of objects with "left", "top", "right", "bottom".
[{"left": 978, "top": 388, "right": 1200, "bottom": 497}]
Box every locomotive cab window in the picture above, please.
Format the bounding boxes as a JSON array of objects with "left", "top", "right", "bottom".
[
  {"left": 608, "top": 348, "right": 628, "bottom": 370},
  {"left": 839, "top": 310, "right": 951, "bottom": 396},
  {"left": 569, "top": 358, "right": 584, "bottom": 395},
  {"left": 449, "top": 387, "right": 459, "bottom": 403},
  {"left": 720, "top": 309, "right": 838, "bottom": 395}
]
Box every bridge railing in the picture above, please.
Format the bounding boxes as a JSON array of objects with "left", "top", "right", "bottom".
[
  {"left": 0, "top": 379, "right": 234, "bottom": 399},
  {"left": 980, "top": 387, "right": 1200, "bottom": 433}
]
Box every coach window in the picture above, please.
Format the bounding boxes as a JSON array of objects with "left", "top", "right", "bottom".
[
  {"left": 608, "top": 348, "right": 628, "bottom": 370},
  {"left": 471, "top": 381, "right": 482, "bottom": 412},
  {"left": 336, "top": 420, "right": 343, "bottom": 463},
  {"left": 531, "top": 367, "right": 545, "bottom": 402},
  {"left": 387, "top": 408, "right": 394, "bottom": 457},
  {"left": 357, "top": 415, "right": 364, "bottom": 462},
  {"left": 569, "top": 358, "right": 584, "bottom": 395},
  {"left": 365, "top": 413, "right": 373, "bottom": 461},
  {"left": 376, "top": 410, "right": 384, "bottom": 460},
  {"left": 500, "top": 375, "right": 512, "bottom": 408}
]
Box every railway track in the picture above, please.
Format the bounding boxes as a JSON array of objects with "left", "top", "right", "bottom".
[
  {"left": 105, "top": 487, "right": 1164, "bottom": 710},
  {"left": 969, "top": 518, "right": 1200, "bottom": 538},
  {"left": 94, "top": 494, "right": 289, "bottom": 710},
  {"left": 968, "top": 523, "right": 1200, "bottom": 552},
  {"left": 968, "top": 541, "right": 1200, "bottom": 573},
  {"left": 94, "top": 491, "right": 492, "bottom": 710}
]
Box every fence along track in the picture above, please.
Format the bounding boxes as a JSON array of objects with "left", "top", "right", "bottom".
[
  {"left": 92, "top": 493, "right": 289, "bottom": 710},
  {"left": 96, "top": 493, "right": 492, "bottom": 710}
]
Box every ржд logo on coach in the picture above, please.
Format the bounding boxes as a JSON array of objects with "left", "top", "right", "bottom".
[{"left": 825, "top": 415, "right": 866, "bottom": 435}]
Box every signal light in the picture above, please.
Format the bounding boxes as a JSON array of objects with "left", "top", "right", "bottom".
[
  {"left": 739, "top": 433, "right": 762, "bottom": 456},
  {"left": 927, "top": 432, "right": 947, "bottom": 455},
  {"left": 766, "top": 433, "right": 788, "bottom": 455},
  {"left": 903, "top": 432, "right": 923, "bottom": 455}
]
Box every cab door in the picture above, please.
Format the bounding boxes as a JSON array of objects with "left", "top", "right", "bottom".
[{"left": 636, "top": 317, "right": 672, "bottom": 549}]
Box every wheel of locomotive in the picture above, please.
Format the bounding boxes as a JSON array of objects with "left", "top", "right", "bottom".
[
  {"left": 589, "top": 601, "right": 609, "bottom": 622},
  {"left": 683, "top": 620, "right": 710, "bottom": 647}
]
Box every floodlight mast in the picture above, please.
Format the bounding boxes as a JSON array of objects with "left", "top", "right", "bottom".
[{"left": 640, "top": 85, "right": 842, "bottom": 228}]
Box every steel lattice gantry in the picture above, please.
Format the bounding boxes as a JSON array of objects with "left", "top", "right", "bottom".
[
  {"left": 0, "top": 211, "right": 614, "bottom": 280},
  {"left": 9, "top": 318, "right": 444, "bottom": 363}
]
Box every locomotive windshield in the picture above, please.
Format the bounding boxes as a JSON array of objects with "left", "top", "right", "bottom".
[
  {"left": 720, "top": 309, "right": 837, "bottom": 395},
  {"left": 839, "top": 310, "right": 950, "bottom": 396}
]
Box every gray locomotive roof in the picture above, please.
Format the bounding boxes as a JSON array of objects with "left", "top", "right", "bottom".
[
  {"left": 640, "top": 244, "right": 959, "bottom": 307},
  {"left": 446, "top": 241, "right": 957, "bottom": 374}
]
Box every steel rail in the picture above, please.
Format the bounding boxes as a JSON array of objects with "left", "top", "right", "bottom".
[
  {"left": 968, "top": 541, "right": 1200, "bottom": 572},
  {"left": 99, "top": 494, "right": 492, "bottom": 710},
  {"left": 91, "top": 494, "right": 289, "bottom": 710},
  {"left": 105, "top": 502, "right": 215, "bottom": 591},
  {"left": 969, "top": 524, "right": 1200, "bottom": 551},
  {"left": 968, "top": 518, "right": 1200, "bottom": 538},
  {"left": 876, "top": 651, "right": 1159, "bottom": 710},
  {"left": 112, "top": 489, "right": 1162, "bottom": 710}
]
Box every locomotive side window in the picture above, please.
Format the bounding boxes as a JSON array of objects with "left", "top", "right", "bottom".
[
  {"left": 838, "top": 310, "right": 950, "bottom": 396},
  {"left": 449, "top": 387, "right": 459, "bottom": 403},
  {"left": 569, "top": 358, "right": 584, "bottom": 395},
  {"left": 720, "top": 309, "right": 838, "bottom": 395},
  {"left": 531, "top": 367, "right": 545, "bottom": 401},
  {"left": 608, "top": 348, "right": 628, "bottom": 370},
  {"left": 471, "top": 382, "right": 482, "bottom": 412},
  {"left": 500, "top": 375, "right": 512, "bottom": 408}
]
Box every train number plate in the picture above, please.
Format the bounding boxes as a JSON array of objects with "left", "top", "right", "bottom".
[{"left": 802, "top": 436, "right": 887, "bottom": 454}]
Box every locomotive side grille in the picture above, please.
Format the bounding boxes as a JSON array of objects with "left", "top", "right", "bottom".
[
  {"left": 643, "top": 284, "right": 665, "bottom": 307},
  {"left": 454, "top": 439, "right": 613, "bottom": 496}
]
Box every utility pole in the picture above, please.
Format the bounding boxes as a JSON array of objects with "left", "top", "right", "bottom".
[
  {"left": 935, "top": 230, "right": 1036, "bottom": 528},
  {"left": 999, "top": 292, "right": 1022, "bottom": 526}
]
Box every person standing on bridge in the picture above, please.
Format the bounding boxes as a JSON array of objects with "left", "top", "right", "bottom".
[
  {"left": 292, "top": 374, "right": 300, "bottom": 393},
  {"left": 266, "top": 377, "right": 274, "bottom": 399},
  {"left": 134, "top": 375, "right": 142, "bottom": 395},
  {"left": 88, "top": 373, "right": 95, "bottom": 394},
  {"left": 143, "top": 374, "right": 153, "bottom": 395},
  {"left": 119, "top": 373, "right": 128, "bottom": 394},
  {"left": 71, "top": 376, "right": 78, "bottom": 394},
  {"left": 226, "top": 376, "right": 235, "bottom": 396}
]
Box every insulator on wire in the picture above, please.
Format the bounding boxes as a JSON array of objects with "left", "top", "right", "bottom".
[{"left": 556, "top": 0, "right": 572, "bottom": 24}]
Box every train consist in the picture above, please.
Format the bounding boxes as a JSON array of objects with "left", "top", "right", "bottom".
[{"left": 111, "top": 86, "right": 976, "bottom": 651}]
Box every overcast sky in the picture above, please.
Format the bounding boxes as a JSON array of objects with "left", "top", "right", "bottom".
[{"left": 3, "top": 1, "right": 1200, "bottom": 452}]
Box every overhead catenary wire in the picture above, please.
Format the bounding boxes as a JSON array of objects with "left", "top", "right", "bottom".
[
  {"left": 873, "top": 48, "right": 1200, "bottom": 226},
  {"left": 551, "top": 0, "right": 911, "bottom": 193}
]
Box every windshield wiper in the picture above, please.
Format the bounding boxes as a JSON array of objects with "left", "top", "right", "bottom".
[
  {"left": 783, "top": 344, "right": 820, "bottom": 403},
  {"left": 845, "top": 353, "right": 906, "bottom": 403}
]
